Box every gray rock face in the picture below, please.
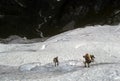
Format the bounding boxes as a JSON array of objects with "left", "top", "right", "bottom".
[{"left": 0, "top": 0, "right": 120, "bottom": 38}]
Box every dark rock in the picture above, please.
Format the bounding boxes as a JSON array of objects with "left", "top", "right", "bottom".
[{"left": 0, "top": 0, "right": 120, "bottom": 38}]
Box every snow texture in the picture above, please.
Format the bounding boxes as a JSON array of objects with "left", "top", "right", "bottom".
[{"left": 0, "top": 25, "right": 120, "bottom": 81}]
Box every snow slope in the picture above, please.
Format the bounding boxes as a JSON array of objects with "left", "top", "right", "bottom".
[{"left": 0, "top": 25, "right": 120, "bottom": 81}]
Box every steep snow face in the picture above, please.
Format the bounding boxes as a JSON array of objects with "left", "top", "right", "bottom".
[{"left": 0, "top": 25, "right": 120, "bottom": 81}]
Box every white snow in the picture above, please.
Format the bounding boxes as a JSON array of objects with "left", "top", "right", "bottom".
[
  {"left": 19, "top": 62, "right": 41, "bottom": 71},
  {"left": 0, "top": 24, "right": 120, "bottom": 81},
  {"left": 0, "top": 35, "right": 48, "bottom": 44}
]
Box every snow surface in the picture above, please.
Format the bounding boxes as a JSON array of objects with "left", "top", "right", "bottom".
[{"left": 0, "top": 25, "right": 120, "bottom": 81}]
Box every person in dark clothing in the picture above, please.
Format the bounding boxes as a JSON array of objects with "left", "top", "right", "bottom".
[
  {"left": 83, "top": 53, "right": 95, "bottom": 67},
  {"left": 53, "top": 56, "right": 59, "bottom": 67}
]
